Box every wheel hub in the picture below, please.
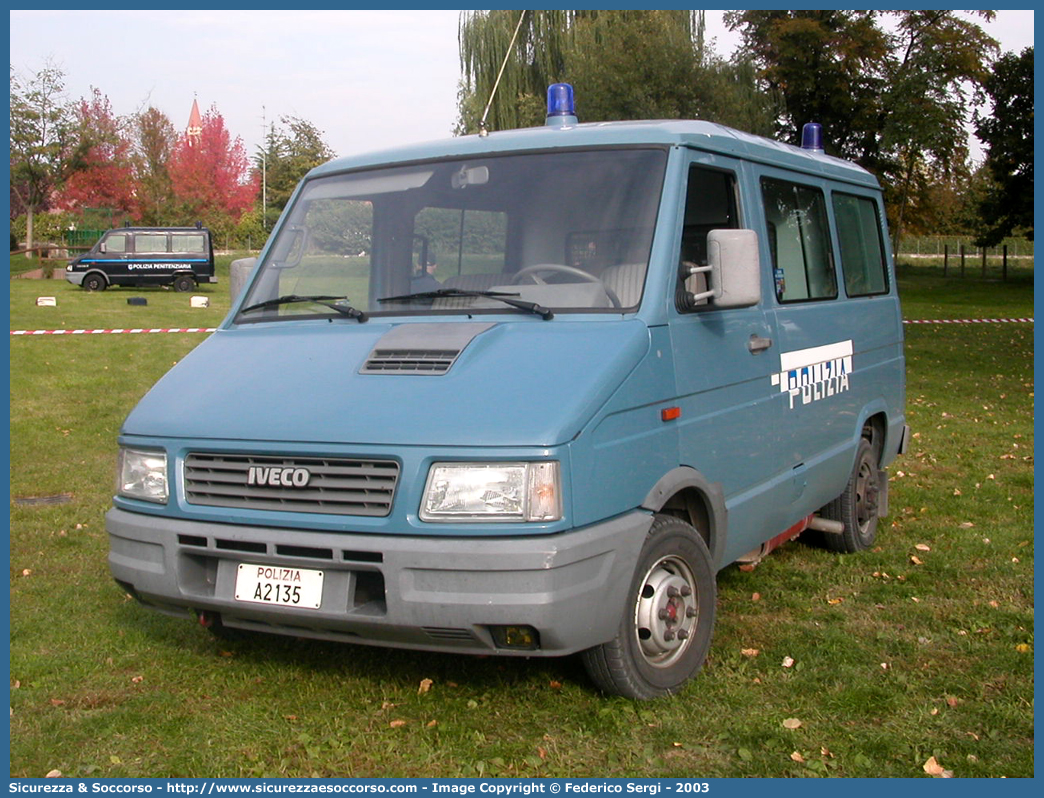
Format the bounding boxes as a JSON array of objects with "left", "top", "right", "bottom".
[{"left": 634, "top": 556, "right": 698, "bottom": 667}]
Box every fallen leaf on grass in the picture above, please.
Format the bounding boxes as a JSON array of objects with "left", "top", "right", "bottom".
[
  {"left": 910, "top": 556, "right": 923, "bottom": 566},
  {"left": 751, "top": 592, "right": 761, "bottom": 601},
  {"left": 131, "top": 675, "right": 143, "bottom": 684},
  {"left": 418, "top": 678, "right": 433, "bottom": 694},
  {"left": 549, "top": 680, "right": 563, "bottom": 689},
  {"left": 49, "top": 699, "right": 65, "bottom": 707},
  {"left": 915, "top": 543, "right": 931, "bottom": 551},
  {"left": 426, "top": 720, "right": 438, "bottom": 728},
  {"left": 790, "top": 751, "right": 805, "bottom": 763},
  {"left": 923, "top": 756, "right": 953, "bottom": 778},
  {"left": 45, "top": 770, "right": 62, "bottom": 778},
  {"left": 782, "top": 656, "right": 795, "bottom": 668},
  {"left": 389, "top": 719, "right": 407, "bottom": 728},
  {"left": 782, "top": 718, "right": 802, "bottom": 730},
  {"left": 741, "top": 648, "right": 759, "bottom": 658},
  {"left": 1015, "top": 643, "right": 1031, "bottom": 653}
]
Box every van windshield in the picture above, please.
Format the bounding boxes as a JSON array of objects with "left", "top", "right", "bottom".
[{"left": 237, "top": 148, "right": 666, "bottom": 321}]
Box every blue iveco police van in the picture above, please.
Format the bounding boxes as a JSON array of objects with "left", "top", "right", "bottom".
[
  {"left": 107, "top": 85, "right": 908, "bottom": 698},
  {"left": 66, "top": 224, "right": 216, "bottom": 292}
]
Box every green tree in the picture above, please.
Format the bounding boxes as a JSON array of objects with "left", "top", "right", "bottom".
[
  {"left": 130, "top": 107, "right": 177, "bottom": 225},
  {"left": 257, "top": 115, "right": 335, "bottom": 227},
  {"left": 456, "top": 10, "right": 776, "bottom": 135},
  {"left": 726, "top": 10, "right": 997, "bottom": 243},
  {"left": 9, "top": 61, "right": 81, "bottom": 255},
  {"left": 974, "top": 47, "right": 1033, "bottom": 245},
  {"left": 725, "top": 10, "right": 889, "bottom": 155}
]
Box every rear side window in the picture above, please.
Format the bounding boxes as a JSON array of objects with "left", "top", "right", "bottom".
[
  {"left": 761, "top": 178, "right": 836, "bottom": 303},
  {"left": 832, "top": 193, "right": 888, "bottom": 296},
  {"left": 171, "top": 234, "right": 207, "bottom": 255},
  {"left": 135, "top": 233, "right": 169, "bottom": 254}
]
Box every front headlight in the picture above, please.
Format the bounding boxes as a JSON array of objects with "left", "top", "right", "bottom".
[
  {"left": 421, "top": 462, "right": 562, "bottom": 522},
  {"left": 117, "top": 448, "right": 169, "bottom": 503}
]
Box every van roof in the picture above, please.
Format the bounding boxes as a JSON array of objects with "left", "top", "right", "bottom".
[{"left": 311, "top": 118, "right": 879, "bottom": 189}]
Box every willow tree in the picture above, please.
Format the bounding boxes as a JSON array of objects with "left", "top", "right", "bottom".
[{"left": 456, "top": 10, "right": 708, "bottom": 134}]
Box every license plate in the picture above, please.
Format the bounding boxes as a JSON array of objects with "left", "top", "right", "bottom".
[{"left": 234, "top": 563, "right": 323, "bottom": 609}]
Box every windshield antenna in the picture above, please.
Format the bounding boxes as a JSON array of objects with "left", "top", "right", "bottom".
[{"left": 478, "top": 10, "right": 528, "bottom": 138}]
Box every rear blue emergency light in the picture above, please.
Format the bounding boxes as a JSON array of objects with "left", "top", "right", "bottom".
[{"left": 801, "top": 123, "right": 824, "bottom": 154}]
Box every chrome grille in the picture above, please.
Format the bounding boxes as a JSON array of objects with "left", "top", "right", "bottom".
[{"left": 184, "top": 453, "right": 399, "bottom": 517}]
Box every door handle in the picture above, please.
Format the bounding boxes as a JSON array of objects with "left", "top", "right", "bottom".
[{"left": 748, "top": 334, "right": 773, "bottom": 354}]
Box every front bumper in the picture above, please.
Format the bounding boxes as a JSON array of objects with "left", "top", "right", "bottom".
[
  {"left": 65, "top": 271, "right": 84, "bottom": 286},
  {"left": 107, "top": 507, "right": 651, "bottom": 656}
]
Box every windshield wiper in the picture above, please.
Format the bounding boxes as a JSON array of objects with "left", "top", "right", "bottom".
[
  {"left": 377, "top": 288, "right": 554, "bottom": 320},
  {"left": 239, "top": 294, "right": 368, "bottom": 322}
]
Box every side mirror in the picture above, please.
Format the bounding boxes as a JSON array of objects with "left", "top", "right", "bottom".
[
  {"left": 679, "top": 229, "right": 761, "bottom": 310},
  {"left": 99, "top": 242, "right": 107, "bottom": 254}
]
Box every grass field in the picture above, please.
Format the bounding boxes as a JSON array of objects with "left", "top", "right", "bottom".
[{"left": 7, "top": 268, "right": 1034, "bottom": 778}]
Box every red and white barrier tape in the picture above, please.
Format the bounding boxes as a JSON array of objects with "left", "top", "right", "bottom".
[
  {"left": 11, "top": 327, "right": 217, "bottom": 336},
  {"left": 903, "top": 318, "right": 1033, "bottom": 324}
]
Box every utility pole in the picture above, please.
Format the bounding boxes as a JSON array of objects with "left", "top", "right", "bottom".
[{"left": 261, "top": 105, "right": 267, "bottom": 230}]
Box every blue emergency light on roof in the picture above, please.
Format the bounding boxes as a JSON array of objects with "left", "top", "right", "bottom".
[
  {"left": 546, "top": 83, "right": 578, "bottom": 128},
  {"left": 801, "top": 123, "right": 825, "bottom": 155}
]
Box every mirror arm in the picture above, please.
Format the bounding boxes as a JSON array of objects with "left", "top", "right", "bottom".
[{"left": 679, "top": 261, "right": 716, "bottom": 306}]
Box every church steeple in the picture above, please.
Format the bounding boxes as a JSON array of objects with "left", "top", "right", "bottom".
[{"left": 187, "top": 96, "right": 203, "bottom": 145}]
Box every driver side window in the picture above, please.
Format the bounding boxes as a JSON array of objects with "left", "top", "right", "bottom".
[{"left": 677, "top": 165, "right": 739, "bottom": 311}]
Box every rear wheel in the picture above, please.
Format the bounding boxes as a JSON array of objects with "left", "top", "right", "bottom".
[
  {"left": 173, "top": 274, "right": 196, "bottom": 293},
  {"left": 817, "top": 437, "right": 881, "bottom": 553},
  {"left": 582, "top": 514, "right": 716, "bottom": 699}
]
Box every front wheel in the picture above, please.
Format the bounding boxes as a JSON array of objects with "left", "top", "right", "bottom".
[
  {"left": 82, "top": 273, "right": 107, "bottom": 291},
  {"left": 581, "top": 514, "right": 716, "bottom": 699}
]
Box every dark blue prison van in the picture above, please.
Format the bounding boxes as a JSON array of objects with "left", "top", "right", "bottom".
[
  {"left": 66, "top": 225, "right": 216, "bottom": 292},
  {"left": 107, "top": 85, "right": 909, "bottom": 698}
]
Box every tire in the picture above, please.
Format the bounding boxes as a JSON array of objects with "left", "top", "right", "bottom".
[
  {"left": 173, "top": 275, "right": 196, "bottom": 293},
  {"left": 817, "top": 437, "right": 881, "bottom": 553},
  {"left": 82, "top": 273, "right": 107, "bottom": 291},
  {"left": 581, "top": 514, "right": 716, "bottom": 699}
]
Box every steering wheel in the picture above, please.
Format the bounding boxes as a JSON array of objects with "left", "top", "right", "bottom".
[{"left": 511, "top": 263, "right": 622, "bottom": 308}]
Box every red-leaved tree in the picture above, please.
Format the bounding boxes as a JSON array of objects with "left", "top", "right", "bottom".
[
  {"left": 168, "top": 105, "right": 258, "bottom": 229},
  {"left": 53, "top": 88, "right": 136, "bottom": 217}
]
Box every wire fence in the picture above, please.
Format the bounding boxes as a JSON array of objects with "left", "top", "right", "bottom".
[{"left": 895, "top": 236, "right": 1033, "bottom": 281}]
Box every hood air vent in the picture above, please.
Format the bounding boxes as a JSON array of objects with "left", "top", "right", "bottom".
[{"left": 361, "top": 322, "right": 494, "bottom": 376}]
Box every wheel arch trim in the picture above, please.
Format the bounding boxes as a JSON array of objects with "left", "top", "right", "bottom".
[{"left": 641, "top": 466, "right": 727, "bottom": 568}]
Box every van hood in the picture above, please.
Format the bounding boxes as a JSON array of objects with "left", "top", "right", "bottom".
[{"left": 122, "top": 319, "right": 651, "bottom": 448}]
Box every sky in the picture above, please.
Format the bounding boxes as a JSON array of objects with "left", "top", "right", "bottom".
[{"left": 8, "top": 9, "right": 1037, "bottom": 163}]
